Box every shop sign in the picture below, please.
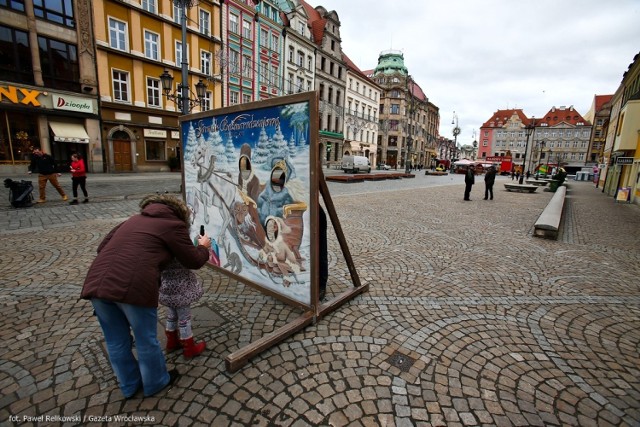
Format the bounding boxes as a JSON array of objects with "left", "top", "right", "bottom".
[
  {"left": 53, "top": 94, "right": 95, "bottom": 114},
  {"left": 144, "top": 128, "right": 167, "bottom": 138},
  {"left": 0, "top": 85, "right": 42, "bottom": 106},
  {"left": 616, "top": 157, "right": 633, "bottom": 165},
  {"left": 171, "top": 131, "right": 180, "bottom": 139}
]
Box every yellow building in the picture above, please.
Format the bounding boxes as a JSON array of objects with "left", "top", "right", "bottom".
[
  {"left": 93, "top": 0, "right": 222, "bottom": 172},
  {"left": 601, "top": 52, "right": 640, "bottom": 204}
]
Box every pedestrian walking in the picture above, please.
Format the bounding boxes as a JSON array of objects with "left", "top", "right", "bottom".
[
  {"left": 80, "top": 194, "right": 211, "bottom": 399},
  {"left": 484, "top": 166, "right": 496, "bottom": 200},
  {"left": 28, "top": 147, "right": 67, "bottom": 203},
  {"left": 511, "top": 170, "right": 515, "bottom": 181},
  {"left": 69, "top": 153, "right": 89, "bottom": 204},
  {"left": 160, "top": 259, "right": 207, "bottom": 358},
  {"left": 464, "top": 165, "right": 475, "bottom": 201}
]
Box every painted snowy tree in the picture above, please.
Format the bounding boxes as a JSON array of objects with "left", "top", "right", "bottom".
[
  {"left": 280, "top": 102, "right": 309, "bottom": 148},
  {"left": 288, "top": 132, "right": 297, "bottom": 158},
  {"left": 183, "top": 122, "right": 199, "bottom": 163},
  {"left": 253, "top": 127, "right": 271, "bottom": 166},
  {"left": 207, "top": 123, "right": 228, "bottom": 171},
  {"left": 270, "top": 124, "right": 287, "bottom": 158},
  {"left": 224, "top": 133, "right": 237, "bottom": 170}
]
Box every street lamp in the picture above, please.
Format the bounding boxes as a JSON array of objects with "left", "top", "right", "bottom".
[
  {"left": 452, "top": 111, "right": 460, "bottom": 159},
  {"left": 404, "top": 76, "right": 414, "bottom": 173},
  {"left": 159, "top": 0, "right": 207, "bottom": 114},
  {"left": 519, "top": 117, "right": 535, "bottom": 184}
]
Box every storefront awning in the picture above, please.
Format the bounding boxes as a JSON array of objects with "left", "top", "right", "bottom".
[{"left": 49, "top": 122, "right": 90, "bottom": 144}]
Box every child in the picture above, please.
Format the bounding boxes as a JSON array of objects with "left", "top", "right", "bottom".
[
  {"left": 69, "top": 152, "right": 89, "bottom": 204},
  {"left": 159, "top": 259, "right": 206, "bottom": 357}
]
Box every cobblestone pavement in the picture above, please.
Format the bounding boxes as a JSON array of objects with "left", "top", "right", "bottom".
[{"left": 1, "top": 171, "right": 639, "bottom": 426}]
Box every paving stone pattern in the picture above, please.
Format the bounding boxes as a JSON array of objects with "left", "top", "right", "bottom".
[{"left": 0, "top": 172, "right": 639, "bottom": 426}]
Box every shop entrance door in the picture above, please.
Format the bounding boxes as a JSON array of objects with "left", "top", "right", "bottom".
[{"left": 113, "top": 139, "right": 132, "bottom": 172}]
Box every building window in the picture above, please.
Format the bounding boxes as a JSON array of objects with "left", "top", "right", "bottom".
[
  {"left": 390, "top": 104, "right": 400, "bottom": 114},
  {"left": 242, "top": 93, "right": 251, "bottom": 103},
  {"left": 297, "top": 51, "right": 304, "bottom": 67},
  {"left": 296, "top": 76, "right": 304, "bottom": 93},
  {"left": 228, "top": 49, "right": 239, "bottom": 74},
  {"left": 173, "top": 4, "right": 182, "bottom": 24},
  {"left": 175, "top": 41, "right": 183, "bottom": 65},
  {"left": 142, "top": 0, "right": 156, "bottom": 14},
  {"left": 0, "top": 25, "right": 33, "bottom": 85},
  {"left": 145, "top": 140, "right": 166, "bottom": 161},
  {"left": 1, "top": 0, "right": 25, "bottom": 12},
  {"left": 199, "top": 9, "right": 210, "bottom": 35},
  {"left": 261, "top": 29, "right": 268, "bottom": 47},
  {"left": 307, "top": 55, "right": 312, "bottom": 70},
  {"left": 108, "top": 18, "right": 127, "bottom": 51},
  {"left": 230, "top": 90, "right": 239, "bottom": 105},
  {"left": 242, "top": 20, "right": 251, "bottom": 38},
  {"left": 229, "top": 14, "right": 238, "bottom": 34},
  {"left": 144, "top": 30, "right": 159, "bottom": 60},
  {"left": 242, "top": 54, "right": 252, "bottom": 78},
  {"left": 34, "top": 0, "right": 75, "bottom": 27},
  {"left": 201, "top": 51, "right": 211, "bottom": 75},
  {"left": 112, "top": 69, "right": 129, "bottom": 102},
  {"left": 146, "top": 77, "right": 161, "bottom": 107},
  {"left": 38, "top": 36, "right": 80, "bottom": 92},
  {"left": 298, "top": 22, "right": 305, "bottom": 37},
  {"left": 202, "top": 91, "right": 211, "bottom": 111}
]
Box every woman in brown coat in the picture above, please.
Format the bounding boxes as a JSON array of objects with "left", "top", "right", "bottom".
[{"left": 81, "top": 194, "right": 211, "bottom": 398}]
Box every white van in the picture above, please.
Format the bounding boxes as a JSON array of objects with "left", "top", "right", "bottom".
[{"left": 341, "top": 155, "right": 371, "bottom": 173}]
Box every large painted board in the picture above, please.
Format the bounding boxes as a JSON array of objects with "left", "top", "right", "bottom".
[{"left": 180, "top": 92, "right": 318, "bottom": 307}]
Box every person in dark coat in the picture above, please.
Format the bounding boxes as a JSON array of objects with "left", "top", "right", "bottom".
[
  {"left": 81, "top": 194, "right": 211, "bottom": 398},
  {"left": 464, "top": 165, "right": 475, "bottom": 201},
  {"left": 28, "top": 147, "right": 67, "bottom": 203},
  {"left": 484, "top": 166, "right": 496, "bottom": 200}
]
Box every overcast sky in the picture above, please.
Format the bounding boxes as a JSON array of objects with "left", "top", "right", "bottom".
[{"left": 312, "top": 0, "right": 640, "bottom": 146}]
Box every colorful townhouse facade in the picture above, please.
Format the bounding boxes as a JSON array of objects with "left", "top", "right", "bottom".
[
  {"left": 0, "top": 0, "right": 100, "bottom": 174},
  {"left": 600, "top": 52, "right": 640, "bottom": 204},
  {"left": 367, "top": 50, "right": 438, "bottom": 170},
  {"left": 342, "top": 53, "right": 381, "bottom": 167},
  {"left": 93, "top": 0, "right": 222, "bottom": 172}
]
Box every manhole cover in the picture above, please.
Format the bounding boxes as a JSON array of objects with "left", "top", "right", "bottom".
[{"left": 387, "top": 351, "right": 416, "bottom": 372}]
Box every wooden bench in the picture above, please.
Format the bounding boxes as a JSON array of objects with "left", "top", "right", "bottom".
[
  {"left": 425, "top": 171, "right": 449, "bottom": 176},
  {"left": 525, "top": 179, "right": 549, "bottom": 186},
  {"left": 504, "top": 183, "right": 538, "bottom": 193},
  {"left": 325, "top": 175, "right": 365, "bottom": 183},
  {"left": 534, "top": 186, "right": 567, "bottom": 239}
]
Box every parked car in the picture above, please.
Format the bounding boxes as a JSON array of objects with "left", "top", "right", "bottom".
[
  {"left": 379, "top": 163, "right": 391, "bottom": 170},
  {"left": 435, "top": 165, "right": 445, "bottom": 172}
]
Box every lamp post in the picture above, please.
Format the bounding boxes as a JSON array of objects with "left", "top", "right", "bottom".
[
  {"left": 404, "top": 76, "right": 414, "bottom": 174},
  {"left": 536, "top": 140, "right": 545, "bottom": 177},
  {"left": 159, "top": 0, "right": 207, "bottom": 114},
  {"left": 452, "top": 111, "right": 461, "bottom": 159},
  {"left": 519, "top": 117, "right": 535, "bottom": 184}
]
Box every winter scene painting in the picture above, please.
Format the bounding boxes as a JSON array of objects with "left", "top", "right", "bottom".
[{"left": 181, "top": 97, "right": 314, "bottom": 306}]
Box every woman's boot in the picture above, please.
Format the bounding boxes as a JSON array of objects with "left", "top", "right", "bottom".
[
  {"left": 180, "top": 337, "right": 206, "bottom": 358},
  {"left": 165, "top": 330, "right": 180, "bottom": 352}
]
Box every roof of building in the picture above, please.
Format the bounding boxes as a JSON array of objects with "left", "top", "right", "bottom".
[
  {"left": 299, "top": 0, "right": 327, "bottom": 46},
  {"left": 481, "top": 109, "right": 531, "bottom": 128},
  {"left": 594, "top": 94, "right": 614, "bottom": 112},
  {"left": 343, "top": 53, "right": 380, "bottom": 89},
  {"left": 540, "top": 105, "right": 588, "bottom": 126}
]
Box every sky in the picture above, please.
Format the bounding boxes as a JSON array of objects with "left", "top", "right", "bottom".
[{"left": 310, "top": 0, "right": 640, "bottom": 146}]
